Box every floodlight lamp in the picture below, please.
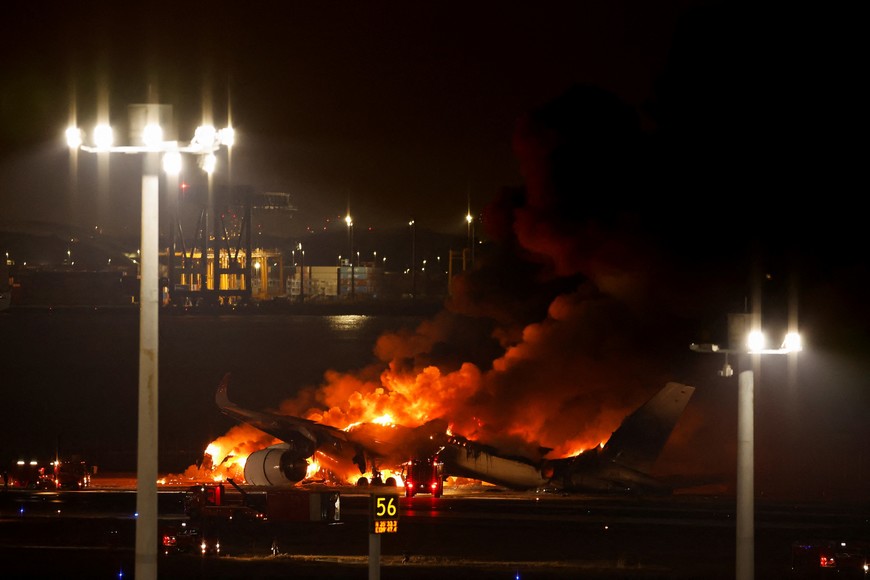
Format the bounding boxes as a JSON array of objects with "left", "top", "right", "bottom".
[
  {"left": 466, "top": 213, "right": 473, "bottom": 223},
  {"left": 781, "top": 332, "right": 802, "bottom": 352},
  {"left": 162, "top": 151, "right": 182, "bottom": 175},
  {"left": 65, "top": 127, "right": 83, "bottom": 149},
  {"left": 201, "top": 152, "right": 217, "bottom": 174},
  {"left": 142, "top": 123, "right": 163, "bottom": 148},
  {"left": 193, "top": 125, "right": 217, "bottom": 150},
  {"left": 345, "top": 215, "right": 352, "bottom": 227},
  {"left": 218, "top": 127, "right": 234, "bottom": 147},
  {"left": 689, "top": 343, "right": 719, "bottom": 353},
  {"left": 747, "top": 330, "right": 766, "bottom": 353},
  {"left": 93, "top": 124, "right": 114, "bottom": 149}
]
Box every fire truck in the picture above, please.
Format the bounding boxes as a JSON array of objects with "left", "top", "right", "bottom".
[
  {"left": 163, "top": 480, "right": 341, "bottom": 556},
  {"left": 5, "top": 458, "right": 93, "bottom": 489},
  {"left": 5, "top": 459, "right": 47, "bottom": 489},
  {"left": 401, "top": 457, "right": 444, "bottom": 498},
  {"left": 53, "top": 459, "right": 94, "bottom": 489},
  {"left": 183, "top": 480, "right": 340, "bottom": 523}
]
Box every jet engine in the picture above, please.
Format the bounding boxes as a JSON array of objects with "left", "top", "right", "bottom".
[{"left": 244, "top": 441, "right": 315, "bottom": 486}]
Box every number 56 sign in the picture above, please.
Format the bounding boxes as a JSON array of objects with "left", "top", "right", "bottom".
[{"left": 370, "top": 493, "right": 400, "bottom": 534}]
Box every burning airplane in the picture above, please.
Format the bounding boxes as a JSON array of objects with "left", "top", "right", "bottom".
[
  {"left": 176, "top": 86, "right": 715, "bottom": 495},
  {"left": 205, "top": 375, "right": 693, "bottom": 494}
]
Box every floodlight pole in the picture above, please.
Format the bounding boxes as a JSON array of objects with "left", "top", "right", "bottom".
[
  {"left": 691, "top": 326, "right": 800, "bottom": 580},
  {"left": 136, "top": 154, "right": 160, "bottom": 580},
  {"left": 691, "top": 345, "right": 756, "bottom": 580},
  {"left": 409, "top": 219, "right": 416, "bottom": 299},
  {"left": 67, "top": 113, "right": 233, "bottom": 580},
  {"left": 736, "top": 365, "right": 753, "bottom": 580}
]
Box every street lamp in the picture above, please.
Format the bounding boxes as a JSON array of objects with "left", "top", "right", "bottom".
[
  {"left": 345, "top": 214, "right": 354, "bottom": 298},
  {"left": 409, "top": 219, "right": 416, "bottom": 299},
  {"left": 67, "top": 105, "right": 232, "bottom": 580},
  {"left": 690, "top": 314, "right": 801, "bottom": 580},
  {"left": 298, "top": 243, "right": 305, "bottom": 303},
  {"left": 465, "top": 211, "right": 474, "bottom": 266}
]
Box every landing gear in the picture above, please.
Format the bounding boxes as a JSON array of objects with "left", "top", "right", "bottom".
[
  {"left": 357, "top": 468, "right": 398, "bottom": 488},
  {"left": 371, "top": 469, "right": 383, "bottom": 486}
]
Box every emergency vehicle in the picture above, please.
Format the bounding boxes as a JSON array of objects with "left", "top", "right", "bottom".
[{"left": 402, "top": 457, "right": 444, "bottom": 498}]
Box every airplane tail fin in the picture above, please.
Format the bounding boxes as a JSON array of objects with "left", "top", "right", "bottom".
[{"left": 601, "top": 382, "right": 695, "bottom": 473}]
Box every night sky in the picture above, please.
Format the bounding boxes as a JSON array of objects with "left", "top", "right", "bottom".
[
  {"left": 2, "top": 2, "right": 868, "bottom": 499},
  {"left": 2, "top": 1, "right": 694, "bottom": 237},
  {"left": 1, "top": 2, "right": 861, "bottom": 239}
]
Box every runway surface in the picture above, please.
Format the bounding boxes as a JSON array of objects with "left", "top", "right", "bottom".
[{"left": 2, "top": 475, "right": 868, "bottom": 579}]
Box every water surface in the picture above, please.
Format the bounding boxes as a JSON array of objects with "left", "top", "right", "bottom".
[{"left": 0, "top": 309, "right": 428, "bottom": 472}]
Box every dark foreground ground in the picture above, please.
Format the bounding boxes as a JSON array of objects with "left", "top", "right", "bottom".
[{"left": 2, "top": 478, "right": 868, "bottom": 580}]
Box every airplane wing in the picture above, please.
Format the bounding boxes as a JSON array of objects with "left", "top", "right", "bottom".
[
  {"left": 215, "top": 373, "right": 447, "bottom": 486},
  {"left": 215, "top": 373, "right": 349, "bottom": 449}
]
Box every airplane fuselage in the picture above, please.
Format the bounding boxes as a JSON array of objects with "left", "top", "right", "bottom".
[{"left": 437, "top": 439, "right": 547, "bottom": 490}]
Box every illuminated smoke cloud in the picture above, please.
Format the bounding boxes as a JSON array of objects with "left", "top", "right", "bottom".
[
  {"left": 273, "top": 85, "right": 697, "bottom": 463},
  {"left": 182, "top": 84, "right": 713, "bottom": 486}
]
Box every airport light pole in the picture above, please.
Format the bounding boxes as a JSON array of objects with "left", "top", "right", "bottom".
[
  {"left": 345, "top": 214, "right": 354, "bottom": 298},
  {"left": 690, "top": 316, "right": 801, "bottom": 580},
  {"left": 465, "top": 211, "right": 474, "bottom": 267},
  {"left": 409, "top": 219, "right": 416, "bottom": 299},
  {"left": 66, "top": 108, "right": 233, "bottom": 580}
]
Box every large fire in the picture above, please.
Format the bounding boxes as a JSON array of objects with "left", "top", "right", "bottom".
[
  {"left": 171, "top": 423, "right": 277, "bottom": 484},
  {"left": 168, "top": 355, "right": 618, "bottom": 487}
]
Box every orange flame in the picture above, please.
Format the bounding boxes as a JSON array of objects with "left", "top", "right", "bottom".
[{"left": 172, "top": 301, "right": 635, "bottom": 485}]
